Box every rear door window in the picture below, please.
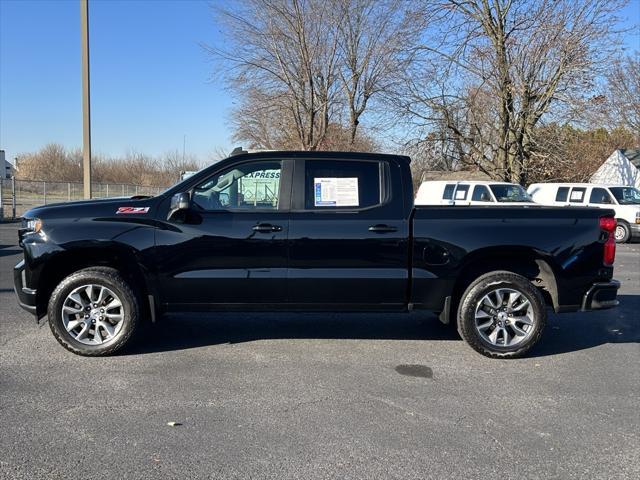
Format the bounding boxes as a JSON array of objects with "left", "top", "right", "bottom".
[
  {"left": 569, "top": 187, "right": 586, "bottom": 203},
  {"left": 304, "top": 160, "right": 385, "bottom": 210},
  {"left": 555, "top": 187, "right": 569, "bottom": 202}
]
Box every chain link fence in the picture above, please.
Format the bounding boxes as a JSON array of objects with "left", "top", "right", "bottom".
[{"left": 0, "top": 178, "right": 164, "bottom": 220}]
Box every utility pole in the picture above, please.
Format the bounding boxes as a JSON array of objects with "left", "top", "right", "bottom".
[{"left": 80, "top": 0, "right": 92, "bottom": 199}]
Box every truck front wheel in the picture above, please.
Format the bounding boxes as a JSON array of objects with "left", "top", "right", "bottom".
[
  {"left": 457, "top": 271, "right": 546, "bottom": 358},
  {"left": 47, "top": 267, "right": 139, "bottom": 356}
]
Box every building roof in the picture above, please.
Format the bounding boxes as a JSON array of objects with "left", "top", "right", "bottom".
[
  {"left": 419, "top": 170, "right": 491, "bottom": 182},
  {"left": 620, "top": 149, "right": 640, "bottom": 168}
]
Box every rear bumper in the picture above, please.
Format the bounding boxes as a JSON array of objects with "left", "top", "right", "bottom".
[
  {"left": 13, "top": 260, "right": 37, "bottom": 316},
  {"left": 580, "top": 280, "right": 620, "bottom": 311}
]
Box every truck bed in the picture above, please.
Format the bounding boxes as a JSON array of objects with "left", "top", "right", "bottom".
[{"left": 410, "top": 205, "right": 614, "bottom": 311}]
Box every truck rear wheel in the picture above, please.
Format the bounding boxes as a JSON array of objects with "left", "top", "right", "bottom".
[
  {"left": 457, "top": 271, "right": 546, "bottom": 358},
  {"left": 47, "top": 267, "right": 139, "bottom": 356}
]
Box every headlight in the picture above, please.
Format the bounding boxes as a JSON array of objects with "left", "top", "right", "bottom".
[
  {"left": 22, "top": 218, "right": 43, "bottom": 234},
  {"left": 636, "top": 212, "right": 640, "bottom": 224}
]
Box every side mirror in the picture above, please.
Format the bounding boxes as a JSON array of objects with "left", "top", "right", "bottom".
[
  {"left": 168, "top": 192, "right": 190, "bottom": 221},
  {"left": 170, "top": 192, "right": 190, "bottom": 211}
]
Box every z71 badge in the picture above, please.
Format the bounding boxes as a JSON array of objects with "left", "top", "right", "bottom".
[{"left": 116, "top": 207, "right": 150, "bottom": 214}]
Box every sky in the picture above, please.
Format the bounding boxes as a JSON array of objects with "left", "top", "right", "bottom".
[
  {"left": 1, "top": 0, "right": 639, "bottom": 167},
  {"left": 0, "top": 0, "right": 233, "bottom": 165}
]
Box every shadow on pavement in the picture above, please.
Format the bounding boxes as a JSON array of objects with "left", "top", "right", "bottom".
[
  {"left": 124, "top": 311, "right": 457, "bottom": 356},
  {"left": 123, "top": 294, "right": 639, "bottom": 357},
  {"left": 0, "top": 248, "right": 21, "bottom": 258},
  {"left": 530, "top": 294, "right": 639, "bottom": 357}
]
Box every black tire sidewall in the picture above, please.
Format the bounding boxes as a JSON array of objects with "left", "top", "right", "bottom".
[
  {"left": 457, "top": 272, "right": 546, "bottom": 358},
  {"left": 48, "top": 269, "right": 139, "bottom": 356}
]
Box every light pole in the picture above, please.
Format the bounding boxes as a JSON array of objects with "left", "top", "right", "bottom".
[{"left": 80, "top": 0, "right": 92, "bottom": 199}]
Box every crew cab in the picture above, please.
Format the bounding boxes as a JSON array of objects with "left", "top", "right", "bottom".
[{"left": 14, "top": 151, "right": 620, "bottom": 358}]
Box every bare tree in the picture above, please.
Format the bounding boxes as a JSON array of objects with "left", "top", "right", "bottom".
[
  {"left": 231, "top": 88, "right": 381, "bottom": 152},
  {"left": 334, "top": 0, "right": 421, "bottom": 146},
  {"left": 231, "top": 87, "right": 302, "bottom": 150},
  {"left": 530, "top": 123, "right": 638, "bottom": 183},
  {"left": 207, "top": 0, "right": 343, "bottom": 151},
  {"left": 399, "top": 0, "right": 626, "bottom": 184},
  {"left": 606, "top": 53, "right": 640, "bottom": 137},
  {"left": 210, "top": 0, "right": 421, "bottom": 152}
]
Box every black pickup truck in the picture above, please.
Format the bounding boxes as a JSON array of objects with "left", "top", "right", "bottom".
[{"left": 14, "top": 151, "right": 620, "bottom": 358}]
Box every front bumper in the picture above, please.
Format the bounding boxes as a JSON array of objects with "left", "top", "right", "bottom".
[
  {"left": 13, "top": 259, "right": 37, "bottom": 316},
  {"left": 580, "top": 279, "right": 620, "bottom": 311},
  {"left": 629, "top": 223, "right": 640, "bottom": 239}
]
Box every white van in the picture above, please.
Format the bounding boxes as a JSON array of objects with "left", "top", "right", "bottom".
[
  {"left": 527, "top": 183, "right": 640, "bottom": 243},
  {"left": 415, "top": 181, "right": 534, "bottom": 206}
]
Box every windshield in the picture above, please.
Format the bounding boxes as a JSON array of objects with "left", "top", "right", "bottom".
[
  {"left": 609, "top": 187, "right": 640, "bottom": 205},
  {"left": 489, "top": 184, "right": 532, "bottom": 202},
  {"left": 159, "top": 165, "right": 210, "bottom": 196}
]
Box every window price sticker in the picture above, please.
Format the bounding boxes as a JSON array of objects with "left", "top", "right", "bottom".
[{"left": 314, "top": 177, "right": 359, "bottom": 206}]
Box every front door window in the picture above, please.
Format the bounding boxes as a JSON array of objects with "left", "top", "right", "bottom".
[{"left": 192, "top": 161, "right": 282, "bottom": 211}]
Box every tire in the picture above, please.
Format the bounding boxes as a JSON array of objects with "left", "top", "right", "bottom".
[
  {"left": 457, "top": 271, "right": 546, "bottom": 359},
  {"left": 48, "top": 267, "right": 139, "bottom": 356},
  {"left": 614, "top": 220, "right": 630, "bottom": 244}
]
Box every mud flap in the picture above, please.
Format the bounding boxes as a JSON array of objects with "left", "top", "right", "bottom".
[{"left": 438, "top": 296, "right": 451, "bottom": 325}]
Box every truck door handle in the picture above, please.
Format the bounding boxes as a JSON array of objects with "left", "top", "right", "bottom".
[
  {"left": 252, "top": 223, "right": 283, "bottom": 233},
  {"left": 368, "top": 224, "right": 398, "bottom": 233}
]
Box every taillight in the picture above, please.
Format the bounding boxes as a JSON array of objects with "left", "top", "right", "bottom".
[{"left": 599, "top": 216, "right": 616, "bottom": 266}]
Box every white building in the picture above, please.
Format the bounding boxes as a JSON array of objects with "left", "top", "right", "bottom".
[
  {"left": 1, "top": 150, "right": 16, "bottom": 179},
  {"left": 590, "top": 149, "right": 640, "bottom": 188}
]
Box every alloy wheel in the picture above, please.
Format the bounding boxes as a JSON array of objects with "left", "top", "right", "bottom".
[
  {"left": 474, "top": 288, "right": 535, "bottom": 347},
  {"left": 61, "top": 284, "right": 124, "bottom": 345}
]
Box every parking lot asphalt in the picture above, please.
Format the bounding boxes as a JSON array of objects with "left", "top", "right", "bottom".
[{"left": 0, "top": 221, "right": 638, "bottom": 479}]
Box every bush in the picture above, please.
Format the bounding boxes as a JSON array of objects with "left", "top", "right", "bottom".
[{"left": 15, "top": 144, "right": 203, "bottom": 186}]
